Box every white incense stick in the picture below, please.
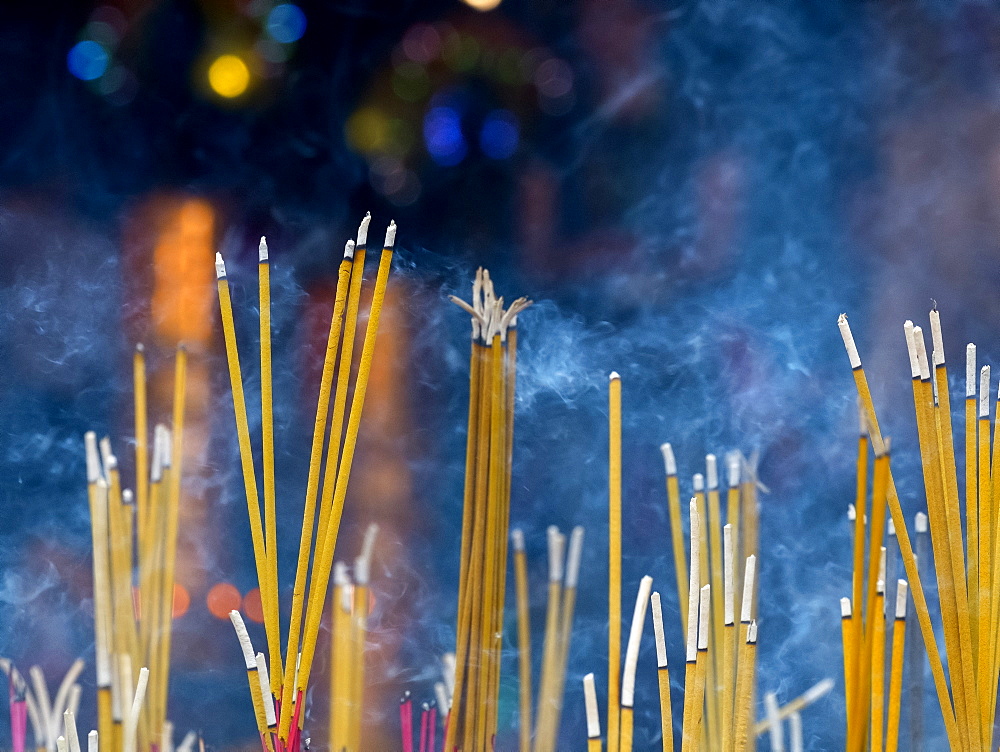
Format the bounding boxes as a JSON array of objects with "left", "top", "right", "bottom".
[
  {"left": 122, "top": 667, "right": 149, "bottom": 752},
  {"left": 724, "top": 524, "right": 734, "bottom": 626},
  {"left": 686, "top": 499, "right": 701, "bottom": 663}
]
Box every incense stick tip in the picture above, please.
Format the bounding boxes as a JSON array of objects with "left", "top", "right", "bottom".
[
  {"left": 344, "top": 238, "right": 355, "bottom": 260},
  {"left": 384, "top": 220, "right": 397, "bottom": 248},
  {"left": 565, "top": 526, "right": 585, "bottom": 588},
  {"left": 356, "top": 212, "right": 371, "bottom": 246},
  {"left": 215, "top": 252, "right": 226, "bottom": 278},
  {"left": 929, "top": 307, "right": 945, "bottom": 365},
  {"left": 84, "top": 431, "right": 100, "bottom": 483},
  {"left": 981, "top": 365, "right": 991, "bottom": 417},
  {"left": 838, "top": 313, "right": 861, "bottom": 368},
  {"left": 511, "top": 528, "right": 525, "bottom": 551},
  {"left": 895, "top": 580, "right": 908, "bottom": 618},
  {"left": 693, "top": 472, "right": 704, "bottom": 492},
  {"left": 847, "top": 503, "right": 856, "bottom": 521},
  {"left": 967, "top": 343, "right": 977, "bottom": 396},
  {"left": 608, "top": 370, "right": 620, "bottom": 381},
  {"left": 705, "top": 453, "right": 718, "bottom": 489},
  {"left": 659, "top": 442, "right": 676, "bottom": 476},
  {"left": 840, "top": 597, "right": 851, "bottom": 618},
  {"left": 915, "top": 511, "right": 928, "bottom": 533},
  {"left": 258, "top": 236, "right": 268, "bottom": 262}
]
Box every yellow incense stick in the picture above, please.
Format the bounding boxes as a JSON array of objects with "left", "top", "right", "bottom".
[
  {"left": 583, "top": 673, "right": 602, "bottom": 752},
  {"left": 732, "top": 621, "right": 757, "bottom": 752},
  {"left": 661, "top": 444, "right": 687, "bottom": 634},
  {"left": 886, "top": 581, "right": 908, "bottom": 752},
  {"left": 277, "top": 241, "right": 354, "bottom": 728},
  {"left": 651, "top": 592, "right": 673, "bottom": 752},
  {"left": 258, "top": 237, "right": 283, "bottom": 693},
  {"left": 608, "top": 372, "right": 622, "bottom": 752}
]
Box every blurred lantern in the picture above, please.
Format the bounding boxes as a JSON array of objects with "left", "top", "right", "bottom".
[
  {"left": 67, "top": 40, "right": 110, "bottom": 81},
  {"left": 265, "top": 4, "right": 307, "bottom": 44},
  {"left": 208, "top": 54, "right": 251, "bottom": 98},
  {"left": 242, "top": 587, "right": 264, "bottom": 624},
  {"left": 172, "top": 583, "right": 191, "bottom": 618}
]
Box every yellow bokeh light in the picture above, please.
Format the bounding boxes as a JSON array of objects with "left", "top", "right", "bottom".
[
  {"left": 208, "top": 54, "right": 250, "bottom": 98},
  {"left": 461, "top": 0, "right": 503, "bottom": 10}
]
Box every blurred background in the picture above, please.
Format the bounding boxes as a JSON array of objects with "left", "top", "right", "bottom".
[{"left": 5, "top": 0, "right": 1000, "bottom": 748}]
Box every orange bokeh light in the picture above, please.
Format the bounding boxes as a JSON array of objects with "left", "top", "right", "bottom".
[
  {"left": 243, "top": 587, "right": 264, "bottom": 624},
  {"left": 206, "top": 582, "right": 242, "bottom": 619},
  {"left": 172, "top": 583, "right": 190, "bottom": 618}
]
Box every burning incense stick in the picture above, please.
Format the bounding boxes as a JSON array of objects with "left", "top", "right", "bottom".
[
  {"left": 535, "top": 527, "right": 565, "bottom": 752},
  {"left": 619, "top": 575, "right": 653, "bottom": 752},
  {"left": 886, "top": 580, "right": 908, "bottom": 752},
  {"left": 608, "top": 371, "right": 622, "bottom": 752},
  {"left": 661, "top": 443, "right": 687, "bottom": 634},
  {"left": 650, "top": 592, "right": 673, "bottom": 752},
  {"left": 511, "top": 529, "right": 531, "bottom": 752},
  {"left": 583, "top": 673, "right": 601, "bottom": 752}
]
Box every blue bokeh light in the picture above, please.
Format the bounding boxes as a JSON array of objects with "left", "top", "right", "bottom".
[
  {"left": 479, "top": 109, "right": 519, "bottom": 160},
  {"left": 424, "top": 106, "right": 467, "bottom": 166},
  {"left": 266, "top": 4, "right": 307, "bottom": 45},
  {"left": 67, "top": 40, "right": 110, "bottom": 81}
]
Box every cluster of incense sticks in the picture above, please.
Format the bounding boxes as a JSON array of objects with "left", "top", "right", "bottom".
[
  {"left": 327, "top": 524, "right": 378, "bottom": 752},
  {"left": 444, "top": 270, "right": 531, "bottom": 752},
  {"left": 838, "top": 308, "right": 1000, "bottom": 749},
  {"left": 82, "top": 342, "right": 186, "bottom": 752},
  {"left": 2, "top": 660, "right": 84, "bottom": 752},
  {"left": 839, "top": 404, "right": 911, "bottom": 751},
  {"left": 397, "top": 692, "right": 438, "bottom": 752},
  {"left": 510, "top": 525, "right": 585, "bottom": 752},
  {"left": 583, "top": 373, "right": 766, "bottom": 752},
  {"left": 216, "top": 216, "right": 396, "bottom": 752}
]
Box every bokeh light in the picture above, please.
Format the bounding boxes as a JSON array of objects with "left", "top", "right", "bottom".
[
  {"left": 207, "top": 54, "right": 250, "bottom": 99},
  {"left": 266, "top": 4, "right": 307, "bottom": 45},
  {"left": 460, "top": 0, "right": 503, "bottom": 11},
  {"left": 423, "top": 106, "right": 466, "bottom": 166},
  {"left": 206, "top": 582, "right": 242, "bottom": 619},
  {"left": 242, "top": 587, "right": 264, "bottom": 624},
  {"left": 172, "top": 583, "right": 190, "bottom": 618},
  {"left": 67, "top": 40, "right": 109, "bottom": 81},
  {"left": 392, "top": 63, "right": 431, "bottom": 103},
  {"left": 480, "top": 110, "right": 519, "bottom": 160},
  {"left": 345, "top": 106, "right": 389, "bottom": 154}
]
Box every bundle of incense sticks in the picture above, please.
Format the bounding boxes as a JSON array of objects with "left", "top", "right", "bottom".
[
  {"left": 216, "top": 217, "right": 396, "bottom": 752},
  {"left": 2, "top": 659, "right": 85, "bottom": 752},
  {"left": 585, "top": 373, "right": 765, "bottom": 751},
  {"left": 837, "top": 308, "right": 1000, "bottom": 749},
  {"left": 658, "top": 443, "right": 761, "bottom": 751},
  {"left": 80, "top": 340, "right": 186, "bottom": 752},
  {"left": 443, "top": 270, "right": 531, "bottom": 752},
  {"left": 509, "top": 524, "right": 585, "bottom": 752},
  {"left": 327, "top": 524, "right": 378, "bottom": 752}
]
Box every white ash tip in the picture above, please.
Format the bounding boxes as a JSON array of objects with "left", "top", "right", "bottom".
[
  {"left": 888, "top": 518, "right": 895, "bottom": 536},
  {"left": 135, "top": 342, "right": 144, "bottom": 353},
  {"left": 697, "top": 585, "right": 711, "bottom": 650},
  {"left": 84, "top": 432, "right": 101, "bottom": 483},
  {"left": 122, "top": 489, "right": 134, "bottom": 505},
  {"left": 895, "top": 580, "right": 908, "bottom": 618},
  {"left": 565, "top": 526, "right": 585, "bottom": 588},
  {"left": 967, "top": 344, "right": 977, "bottom": 397},
  {"left": 258, "top": 236, "right": 268, "bottom": 262},
  {"left": 727, "top": 455, "right": 740, "bottom": 487},
  {"left": 693, "top": 473, "right": 704, "bottom": 492},
  {"left": 915, "top": 512, "right": 928, "bottom": 533},
  {"left": 344, "top": 239, "right": 355, "bottom": 260},
  {"left": 981, "top": 366, "right": 991, "bottom": 417},
  {"left": 929, "top": 308, "right": 945, "bottom": 365},
  {"left": 903, "top": 320, "right": 919, "bottom": 378},
  {"left": 840, "top": 597, "right": 851, "bottom": 618},
  {"left": 511, "top": 528, "right": 525, "bottom": 551},
  {"left": 660, "top": 443, "right": 677, "bottom": 476},
  {"left": 547, "top": 526, "right": 565, "bottom": 582},
  {"left": 803, "top": 678, "right": 834, "bottom": 704},
  {"left": 705, "top": 454, "right": 718, "bottom": 489},
  {"left": 334, "top": 561, "right": 350, "bottom": 587},
  {"left": 748, "top": 619, "right": 758, "bottom": 642},
  {"left": 582, "top": 673, "right": 600, "bottom": 738},
  {"left": 838, "top": 314, "right": 861, "bottom": 368},
  {"left": 847, "top": 503, "right": 856, "bottom": 521},
  {"left": 356, "top": 212, "right": 371, "bottom": 246},
  {"left": 215, "top": 253, "right": 226, "bottom": 279},
  {"left": 912, "top": 326, "right": 931, "bottom": 380},
  {"left": 651, "top": 591, "right": 667, "bottom": 667},
  {"left": 228, "top": 611, "right": 256, "bottom": 669},
  {"left": 741, "top": 555, "right": 757, "bottom": 623},
  {"left": 384, "top": 220, "right": 397, "bottom": 248},
  {"left": 609, "top": 371, "right": 620, "bottom": 381}
]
